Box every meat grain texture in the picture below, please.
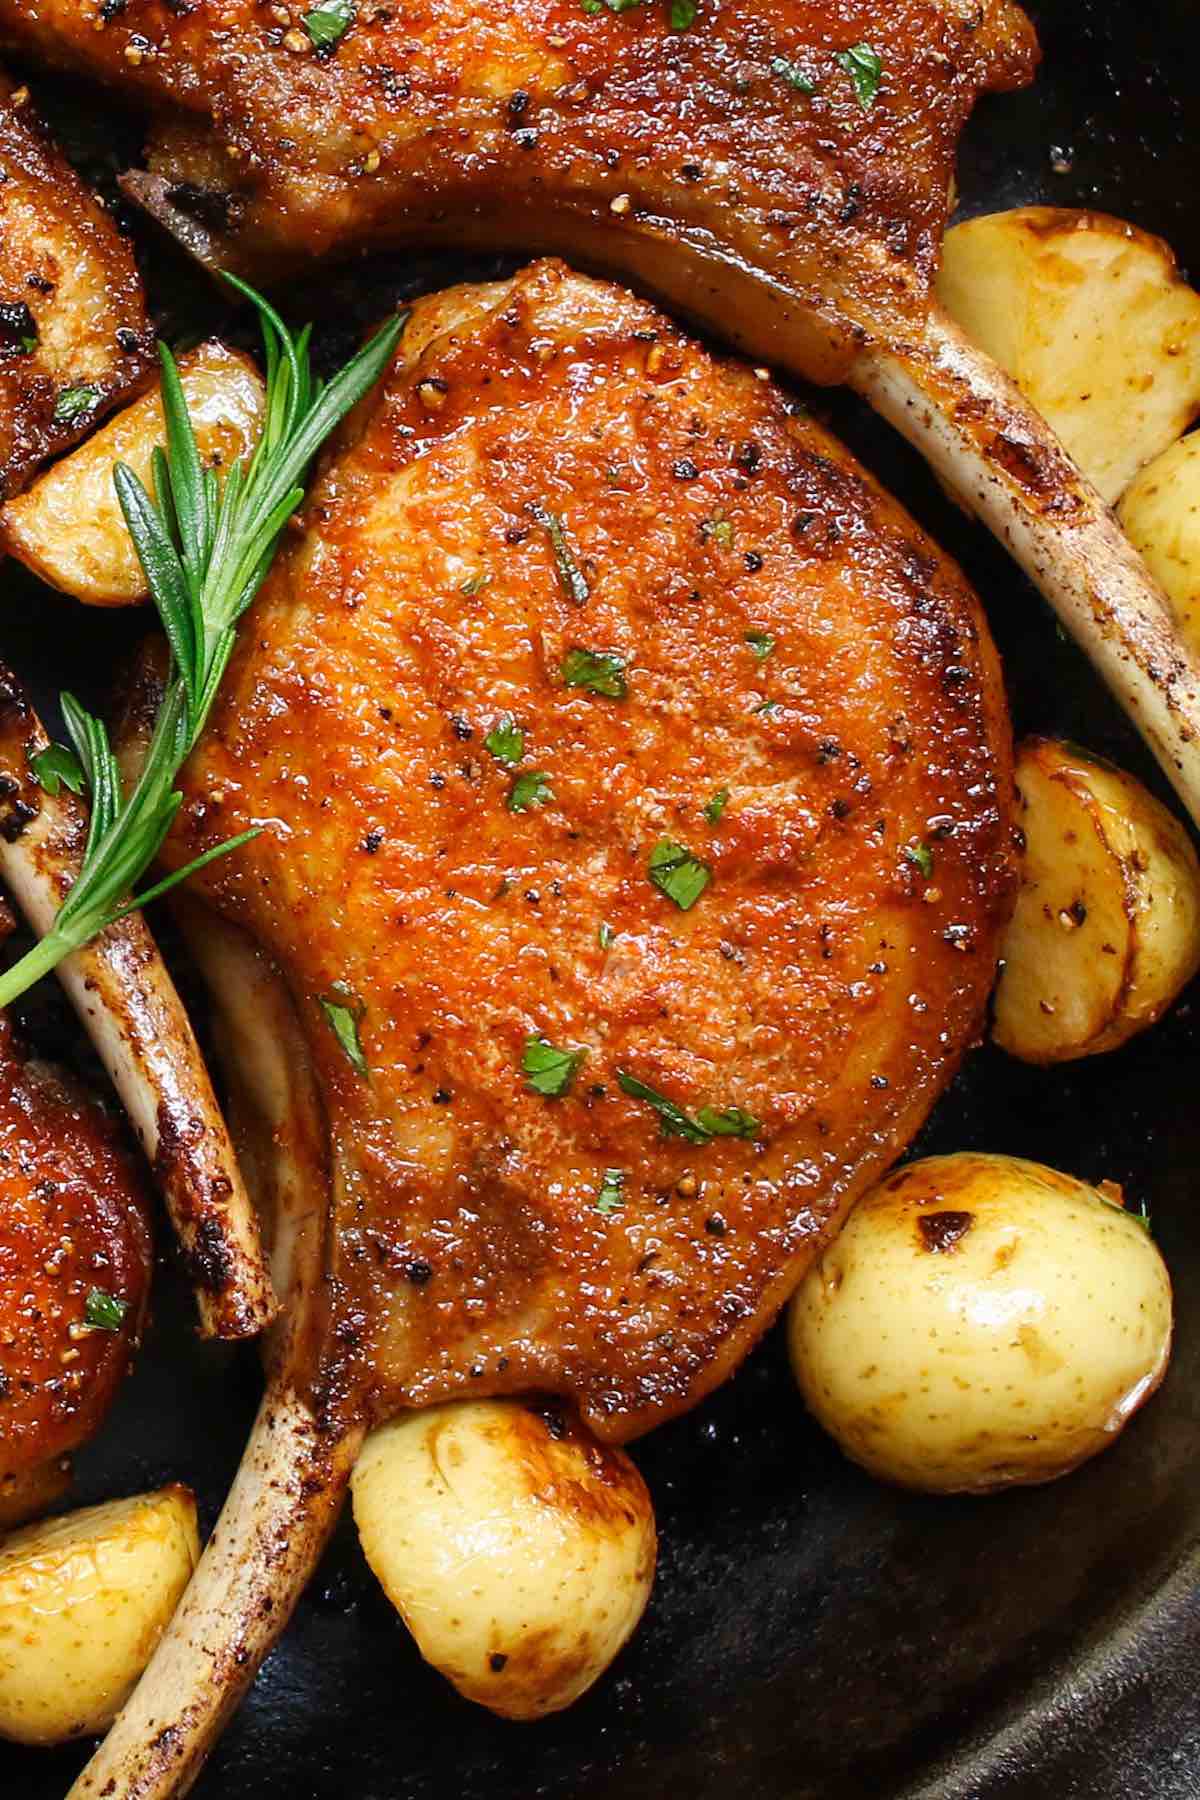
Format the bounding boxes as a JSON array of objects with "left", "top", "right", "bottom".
[{"left": 162, "top": 264, "right": 1015, "bottom": 1441}]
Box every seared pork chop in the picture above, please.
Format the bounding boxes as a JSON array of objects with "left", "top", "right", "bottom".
[
  {"left": 163, "top": 260, "right": 1014, "bottom": 1440},
  {"left": 0, "top": 68, "right": 150, "bottom": 496},
  {"left": 0, "top": 0, "right": 1035, "bottom": 383}
]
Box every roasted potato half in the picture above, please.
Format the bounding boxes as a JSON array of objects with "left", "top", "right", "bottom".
[
  {"left": 992, "top": 737, "right": 1200, "bottom": 1063},
  {"left": 788, "top": 1153, "right": 1172, "bottom": 1495},
  {"left": 0, "top": 1485, "right": 200, "bottom": 1745},
  {"left": 937, "top": 208, "right": 1200, "bottom": 503},
  {"left": 0, "top": 341, "right": 266, "bottom": 605},
  {"left": 1118, "top": 433, "right": 1200, "bottom": 655},
  {"left": 352, "top": 1399, "right": 656, "bottom": 1719}
]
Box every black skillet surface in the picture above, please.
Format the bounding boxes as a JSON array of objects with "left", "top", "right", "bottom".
[{"left": 2, "top": 0, "right": 1199, "bottom": 1794}]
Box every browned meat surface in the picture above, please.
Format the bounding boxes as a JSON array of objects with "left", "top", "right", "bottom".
[
  {"left": 0, "top": 69, "right": 151, "bottom": 498},
  {"left": 0, "top": 1010, "right": 153, "bottom": 1519},
  {"left": 0, "top": 0, "right": 1035, "bottom": 383},
  {"left": 159, "top": 262, "right": 1014, "bottom": 1441}
]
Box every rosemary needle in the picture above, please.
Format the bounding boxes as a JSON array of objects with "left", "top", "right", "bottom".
[{"left": 0, "top": 279, "right": 408, "bottom": 1008}]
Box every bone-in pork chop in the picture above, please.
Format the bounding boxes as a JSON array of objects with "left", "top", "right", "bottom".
[
  {"left": 160, "top": 261, "right": 1013, "bottom": 1441},
  {"left": 0, "top": 0, "right": 1036, "bottom": 382}
]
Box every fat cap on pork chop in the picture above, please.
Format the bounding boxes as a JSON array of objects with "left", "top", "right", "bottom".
[{"left": 147, "top": 262, "right": 1015, "bottom": 1442}]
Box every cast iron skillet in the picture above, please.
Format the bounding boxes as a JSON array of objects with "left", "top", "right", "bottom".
[{"left": 2, "top": 0, "right": 1198, "bottom": 1794}]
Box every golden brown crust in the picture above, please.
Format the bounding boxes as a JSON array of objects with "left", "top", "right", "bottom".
[
  {"left": 0, "top": 0, "right": 1036, "bottom": 382},
  {"left": 0, "top": 1012, "right": 153, "bottom": 1482},
  {"left": 163, "top": 262, "right": 1014, "bottom": 1438},
  {"left": 0, "top": 68, "right": 151, "bottom": 497}
]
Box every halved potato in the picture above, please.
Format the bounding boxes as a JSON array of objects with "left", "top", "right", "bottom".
[
  {"left": 0, "top": 1485, "right": 200, "bottom": 1745},
  {"left": 937, "top": 208, "right": 1200, "bottom": 503},
  {"left": 992, "top": 736, "right": 1200, "bottom": 1063},
  {"left": 352, "top": 1399, "right": 656, "bottom": 1720},
  {"left": 0, "top": 341, "right": 266, "bottom": 605},
  {"left": 1118, "top": 433, "right": 1200, "bottom": 654}
]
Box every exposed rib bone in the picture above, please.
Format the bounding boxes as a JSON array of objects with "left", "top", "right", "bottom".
[
  {"left": 70, "top": 904, "right": 350, "bottom": 1800},
  {"left": 0, "top": 670, "right": 276, "bottom": 1339},
  {"left": 853, "top": 307, "right": 1200, "bottom": 830}
]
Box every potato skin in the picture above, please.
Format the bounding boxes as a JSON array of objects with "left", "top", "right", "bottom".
[
  {"left": 788, "top": 1154, "right": 1172, "bottom": 1495},
  {"left": 351, "top": 1399, "right": 656, "bottom": 1718},
  {"left": 993, "top": 737, "right": 1200, "bottom": 1063},
  {"left": 0, "top": 1485, "right": 200, "bottom": 1744}
]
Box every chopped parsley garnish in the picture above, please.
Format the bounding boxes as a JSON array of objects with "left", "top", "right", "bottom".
[
  {"left": 599, "top": 921, "right": 615, "bottom": 950},
  {"left": 753, "top": 698, "right": 780, "bottom": 716},
  {"left": 648, "top": 838, "right": 711, "bottom": 911},
  {"left": 836, "top": 43, "right": 882, "bottom": 110},
  {"left": 30, "top": 743, "right": 85, "bottom": 797},
  {"left": 596, "top": 1168, "right": 626, "bottom": 1214},
  {"left": 485, "top": 716, "right": 524, "bottom": 765},
  {"left": 745, "top": 629, "right": 775, "bottom": 661},
  {"left": 53, "top": 384, "right": 99, "bottom": 425},
  {"left": 508, "top": 769, "right": 554, "bottom": 812},
  {"left": 85, "top": 1287, "right": 129, "bottom": 1331},
  {"left": 904, "top": 841, "right": 935, "bottom": 879},
  {"left": 581, "top": 0, "right": 641, "bottom": 11},
  {"left": 561, "top": 647, "right": 627, "bottom": 699},
  {"left": 669, "top": 0, "right": 697, "bottom": 28},
  {"left": 529, "top": 503, "right": 589, "bottom": 606},
  {"left": 20, "top": 335, "right": 37, "bottom": 355},
  {"left": 695, "top": 1104, "right": 760, "bottom": 1139},
  {"left": 319, "top": 981, "right": 368, "bottom": 1076},
  {"left": 460, "top": 570, "right": 491, "bottom": 596},
  {"left": 1099, "top": 1193, "right": 1153, "bottom": 1235},
  {"left": 302, "top": 0, "right": 353, "bottom": 52},
  {"left": 770, "top": 56, "right": 816, "bottom": 93},
  {"left": 702, "top": 515, "right": 733, "bottom": 549},
  {"left": 523, "top": 1034, "right": 587, "bottom": 1098},
  {"left": 617, "top": 1071, "right": 759, "bottom": 1144},
  {"left": 703, "top": 787, "right": 730, "bottom": 825}
]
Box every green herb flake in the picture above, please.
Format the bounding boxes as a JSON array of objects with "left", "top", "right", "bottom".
[
  {"left": 84, "top": 1287, "right": 129, "bottom": 1331},
  {"left": 30, "top": 743, "right": 85, "bottom": 797},
  {"left": 599, "top": 921, "right": 615, "bottom": 951},
  {"left": 753, "top": 698, "right": 780, "bottom": 717},
  {"left": 319, "top": 981, "right": 368, "bottom": 1077},
  {"left": 20, "top": 335, "right": 37, "bottom": 355},
  {"left": 836, "top": 42, "right": 882, "bottom": 110},
  {"left": 904, "top": 841, "right": 935, "bottom": 879},
  {"left": 617, "top": 1070, "right": 712, "bottom": 1144},
  {"left": 484, "top": 716, "right": 525, "bottom": 766},
  {"left": 561, "top": 647, "right": 627, "bottom": 700},
  {"left": 508, "top": 769, "right": 554, "bottom": 812},
  {"left": 53, "top": 384, "right": 99, "bottom": 425},
  {"left": 770, "top": 55, "right": 816, "bottom": 93},
  {"left": 695, "top": 1104, "right": 759, "bottom": 1139},
  {"left": 460, "top": 569, "right": 491, "bottom": 596},
  {"left": 702, "top": 514, "right": 734, "bottom": 549},
  {"left": 523, "top": 1034, "right": 587, "bottom": 1098},
  {"left": 302, "top": 0, "right": 354, "bottom": 52},
  {"left": 670, "top": 0, "right": 697, "bottom": 28},
  {"left": 596, "top": 1167, "right": 626, "bottom": 1214},
  {"left": 1099, "top": 1192, "right": 1153, "bottom": 1236},
  {"left": 648, "top": 838, "right": 711, "bottom": 911},
  {"left": 745, "top": 629, "right": 775, "bottom": 661},
  {"left": 703, "top": 787, "right": 730, "bottom": 826},
  {"left": 529, "top": 502, "right": 590, "bottom": 606}
]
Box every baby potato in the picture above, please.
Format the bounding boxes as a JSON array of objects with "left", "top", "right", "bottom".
[
  {"left": 937, "top": 208, "right": 1200, "bottom": 502},
  {"left": 1118, "top": 433, "right": 1200, "bottom": 656},
  {"left": 0, "top": 1485, "right": 199, "bottom": 1745},
  {"left": 789, "top": 1153, "right": 1172, "bottom": 1495},
  {"left": 0, "top": 341, "right": 265, "bottom": 605},
  {"left": 992, "top": 737, "right": 1200, "bottom": 1063},
  {"left": 351, "top": 1399, "right": 656, "bottom": 1719}
]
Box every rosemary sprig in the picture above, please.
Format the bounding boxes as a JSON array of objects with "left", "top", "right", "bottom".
[{"left": 0, "top": 279, "right": 407, "bottom": 1008}]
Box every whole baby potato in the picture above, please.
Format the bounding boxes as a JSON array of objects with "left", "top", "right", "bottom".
[
  {"left": 788, "top": 1154, "right": 1172, "bottom": 1494},
  {"left": 351, "top": 1399, "right": 656, "bottom": 1718},
  {"left": 0, "top": 1485, "right": 200, "bottom": 1744}
]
